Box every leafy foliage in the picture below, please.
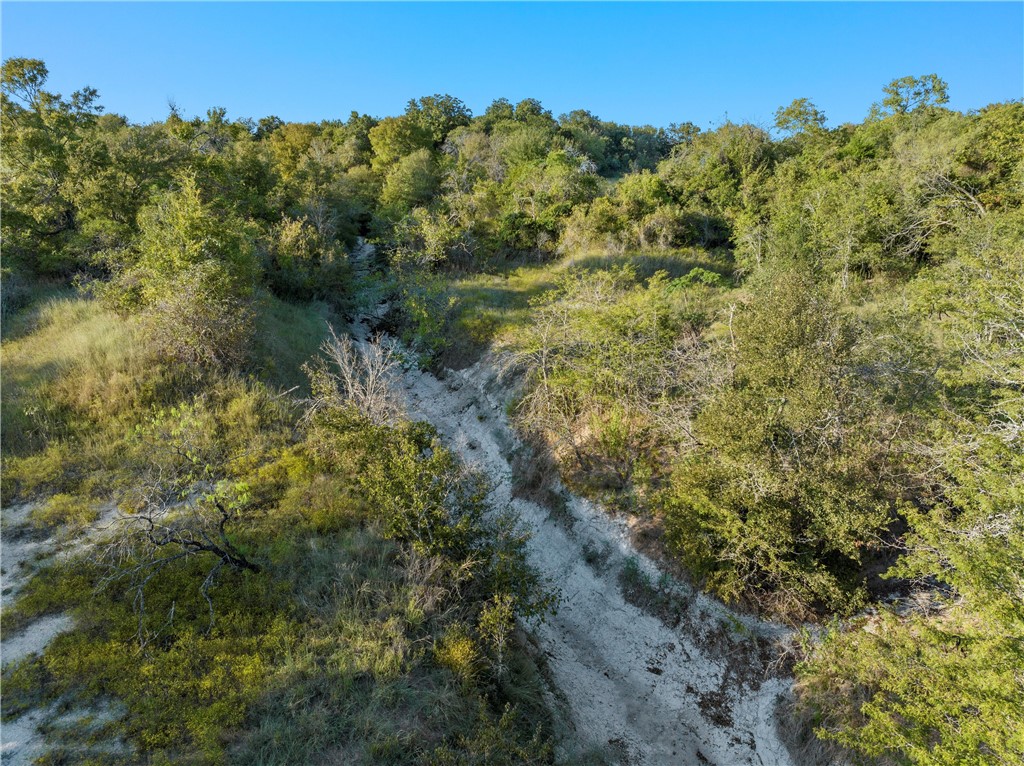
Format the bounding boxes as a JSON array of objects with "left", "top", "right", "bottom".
[
  {"left": 505, "top": 266, "right": 704, "bottom": 494},
  {"left": 4, "top": 56, "right": 1023, "bottom": 764},
  {"left": 3, "top": 306, "right": 555, "bottom": 765},
  {"left": 796, "top": 209, "right": 1024, "bottom": 764},
  {"left": 662, "top": 269, "right": 905, "bottom": 614}
]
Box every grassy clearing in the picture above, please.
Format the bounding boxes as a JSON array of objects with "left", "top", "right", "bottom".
[
  {"left": 29, "top": 493, "right": 101, "bottom": 533},
  {"left": 0, "top": 294, "right": 174, "bottom": 503},
  {"left": 0, "top": 291, "right": 335, "bottom": 501},
  {"left": 430, "top": 248, "right": 730, "bottom": 368},
  {"left": 250, "top": 295, "right": 334, "bottom": 394},
  {"left": 1, "top": 295, "right": 139, "bottom": 453}
]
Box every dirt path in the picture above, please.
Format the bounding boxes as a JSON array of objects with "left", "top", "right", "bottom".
[
  {"left": 351, "top": 240, "right": 797, "bottom": 765},
  {"left": 349, "top": 236, "right": 388, "bottom": 345},
  {"left": 3, "top": 239, "right": 798, "bottom": 765}
]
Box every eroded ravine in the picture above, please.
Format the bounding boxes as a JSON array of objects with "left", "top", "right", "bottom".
[
  {"left": 349, "top": 238, "right": 797, "bottom": 765},
  {"left": 396, "top": 355, "right": 796, "bottom": 765},
  {"left": 3, "top": 239, "right": 797, "bottom": 765}
]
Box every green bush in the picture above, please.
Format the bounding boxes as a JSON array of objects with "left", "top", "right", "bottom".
[
  {"left": 3, "top": 336, "right": 555, "bottom": 764},
  {"left": 662, "top": 269, "right": 903, "bottom": 616}
]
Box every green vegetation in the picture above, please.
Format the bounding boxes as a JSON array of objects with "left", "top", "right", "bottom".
[
  {"left": 1, "top": 295, "right": 556, "bottom": 764},
  {"left": 2, "top": 55, "right": 1022, "bottom": 766},
  {"left": 1, "top": 58, "right": 556, "bottom": 764},
  {"left": 29, "top": 493, "right": 100, "bottom": 533}
]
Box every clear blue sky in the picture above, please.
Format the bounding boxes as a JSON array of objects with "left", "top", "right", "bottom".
[{"left": 3, "top": 2, "right": 1021, "bottom": 129}]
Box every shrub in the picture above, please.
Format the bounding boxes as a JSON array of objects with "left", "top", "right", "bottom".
[
  {"left": 661, "top": 269, "right": 903, "bottom": 616},
  {"left": 140, "top": 264, "right": 255, "bottom": 373},
  {"left": 264, "top": 215, "right": 353, "bottom": 303},
  {"left": 434, "top": 625, "right": 481, "bottom": 685},
  {"left": 503, "top": 266, "right": 701, "bottom": 491}
]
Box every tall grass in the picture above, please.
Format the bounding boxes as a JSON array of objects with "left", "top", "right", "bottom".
[
  {"left": 2, "top": 295, "right": 143, "bottom": 462},
  {"left": 434, "top": 247, "right": 731, "bottom": 367},
  {"left": 251, "top": 294, "right": 333, "bottom": 394}
]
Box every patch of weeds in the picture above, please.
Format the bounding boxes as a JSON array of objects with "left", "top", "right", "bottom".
[
  {"left": 581, "top": 540, "right": 613, "bottom": 574},
  {"left": 617, "top": 557, "right": 693, "bottom": 628},
  {"left": 724, "top": 612, "right": 752, "bottom": 638},
  {"left": 697, "top": 688, "right": 734, "bottom": 728},
  {"left": 1, "top": 656, "right": 51, "bottom": 720},
  {"left": 29, "top": 494, "right": 101, "bottom": 535},
  {"left": 434, "top": 625, "right": 482, "bottom": 686}
]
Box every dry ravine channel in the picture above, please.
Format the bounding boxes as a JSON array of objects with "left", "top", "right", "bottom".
[
  {"left": 352, "top": 240, "right": 799, "bottom": 766},
  {"left": 1, "top": 239, "right": 799, "bottom": 766}
]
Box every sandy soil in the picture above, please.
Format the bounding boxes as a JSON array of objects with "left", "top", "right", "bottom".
[
  {"left": 1, "top": 502, "right": 123, "bottom": 765},
  {"left": 2, "top": 238, "right": 798, "bottom": 765},
  {"left": 398, "top": 356, "right": 796, "bottom": 765},
  {"left": 350, "top": 239, "right": 797, "bottom": 764},
  {"left": 0, "top": 707, "right": 49, "bottom": 765}
]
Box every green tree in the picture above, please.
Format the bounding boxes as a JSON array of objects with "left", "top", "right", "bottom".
[
  {"left": 476, "top": 97, "right": 515, "bottom": 130},
  {"left": 380, "top": 147, "right": 441, "bottom": 212},
  {"left": 773, "top": 97, "right": 826, "bottom": 135},
  {"left": 663, "top": 270, "right": 901, "bottom": 614},
  {"left": 878, "top": 74, "right": 949, "bottom": 116},
  {"left": 514, "top": 98, "right": 554, "bottom": 125},
  {"left": 406, "top": 93, "right": 472, "bottom": 145},
  {"left": 799, "top": 211, "right": 1024, "bottom": 764},
  {"left": 105, "top": 173, "right": 259, "bottom": 370},
  {"left": 956, "top": 101, "right": 1024, "bottom": 210},
  {"left": 658, "top": 121, "right": 775, "bottom": 248},
  {"left": 132, "top": 173, "right": 257, "bottom": 299},
  {"left": 368, "top": 115, "right": 433, "bottom": 172},
  {"left": 1, "top": 57, "right": 102, "bottom": 271},
  {"left": 333, "top": 110, "right": 378, "bottom": 168},
  {"left": 66, "top": 117, "right": 185, "bottom": 259},
  {"left": 254, "top": 114, "right": 284, "bottom": 140}
]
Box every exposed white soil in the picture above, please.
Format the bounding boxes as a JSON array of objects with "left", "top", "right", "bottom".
[
  {"left": 1, "top": 502, "right": 124, "bottom": 765},
  {"left": 350, "top": 239, "right": 798, "bottom": 765},
  {"left": 399, "top": 357, "right": 796, "bottom": 765},
  {"left": 2, "top": 503, "right": 76, "bottom": 672},
  {"left": 0, "top": 701, "right": 126, "bottom": 766},
  {"left": 2, "top": 238, "right": 799, "bottom": 765},
  {"left": 2, "top": 503, "right": 51, "bottom": 610},
  {"left": 1, "top": 707, "right": 49, "bottom": 766}
]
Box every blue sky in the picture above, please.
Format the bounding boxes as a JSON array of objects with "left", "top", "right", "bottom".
[{"left": 3, "top": 2, "right": 1021, "bottom": 129}]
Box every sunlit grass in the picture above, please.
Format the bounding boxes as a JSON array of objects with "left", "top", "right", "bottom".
[
  {"left": 441, "top": 248, "right": 730, "bottom": 366},
  {"left": 1, "top": 295, "right": 140, "bottom": 459}
]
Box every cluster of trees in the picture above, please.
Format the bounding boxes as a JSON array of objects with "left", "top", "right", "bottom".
[
  {"left": 496, "top": 79, "right": 1023, "bottom": 765},
  {"left": 795, "top": 210, "right": 1023, "bottom": 763},
  {"left": 3, "top": 54, "right": 1022, "bottom": 766},
  {"left": 2, "top": 59, "right": 680, "bottom": 284},
  {"left": 2, "top": 58, "right": 568, "bottom": 764}
]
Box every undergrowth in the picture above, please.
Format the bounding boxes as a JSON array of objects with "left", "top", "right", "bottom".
[{"left": 1, "top": 292, "right": 558, "bottom": 765}]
